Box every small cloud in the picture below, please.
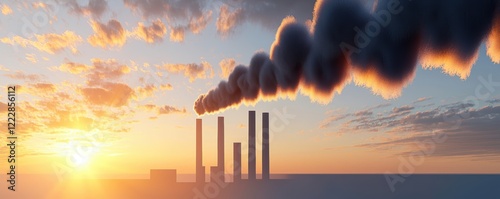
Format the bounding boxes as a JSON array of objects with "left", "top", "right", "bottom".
[
  {"left": 88, "top": 19, "right": 127, "bottom": 48},
  {"left": 219, "top": 58, "right": 236, "bottom": 78},
  {"left": 217, "top": 4, "right": 245, "bottom": 36},
  {"left": 139, "top": 104, "right": 157, "bottom": 111},
  {"left": 169, "top": 26, "right": 185, "bottom": 42},
  {"left": 319, "top": 113, "right": 351, "bottom": 129},
  {"left": 160, "top": 83, "right": 173, "bottom": 90},
  {"left": 135, "top": 84, "right": 157, "bottom": 99},
  {"left": 159, "top": 61, "right": 213, "bottom": 82},
  {"left": 392, "top": 105, "right": 414, "bottom": 114},
  {"left": 353, "top": 110, "right": 373, "bottom": 117},
  {"left": 1, "top": 4, "right": 13, "bottom": 15},
  {"left": 414, "top": 97, "right": 432, "bottom": 104},
  {"left": 25, "top": 53, "right": 38, "bottom": 63},
  {"left": 158, "top": 105, "right": 187, "bottom": 115},
  {"left": 57, "top": 60, "right": 92, "bottom": 74},
  {"left": 139, "top": 104, "right": 187, "bottom": 115},
  {"left": 134, "top": 19, "right": 167, "bottom": 43}
]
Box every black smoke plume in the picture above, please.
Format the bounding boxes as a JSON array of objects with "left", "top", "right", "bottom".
[{"left": 195, "top": 0, "right": 500, "bottom": 115}]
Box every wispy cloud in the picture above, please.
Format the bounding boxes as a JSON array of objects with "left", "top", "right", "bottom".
[
  {"left": 19, "top": 83, "right": 57, "bottom": 95},
  {"left": 25, "top": 53, "right": 38, "bottom": 63},
  {"left": 320, "top": 99, "right": 500, "bottom": 159},
  {"left": 158, "top": 61, "right": 213, "bottom": 82},
  {"left": 1, "top": 31, "right": 82, "bottom": 54},
  {"left": 4, "top": 71, "right": 44, "bottom": 81},
  {"left": 361, "top": 105, "right": 500, "bottom": 158},
  {"left": 319, "top": 102, "right": 391, "bottom": 129},
  {"left": 139, "top": 104, "right": 187, "bottom": 115},
  {"left": 158, "top": 105, "right": 187, "bottom": 115}
]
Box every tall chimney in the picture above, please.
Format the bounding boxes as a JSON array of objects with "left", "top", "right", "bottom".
[
  {"left": 217, "top": 116, "right": 225, "bottom": 182},
  {"left": 248, "top": 110, "right": 256, "bottom": 180},
  {"left": 262, "top": 112, "right": 270, "bottom": 180},
  {"left": 196, "top": 119, "right": 204, "bottom": 183},
  {"left": 233, "top": 142, "right": 241, "bottom": 182}
]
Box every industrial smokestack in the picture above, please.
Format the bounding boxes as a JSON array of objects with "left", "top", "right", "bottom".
[
  {"left": 217, "top": 116, "right": 225, "bottom": 182},
  {"left": 196, "top": 119, "right": 204, "bottom": 183},
  {"left": 233, "top": 142, "right": 241, "bottom": 182},
  {"left": 248, "top": 110, "right": 256, "bottom": 180},
  {"left": 194, "top": 0, "right": 500, "bottom": 115},
  {"left": 210, "top": 166, "right": 224, "bottom": 183},
  {"left": 262, "top": 112, "right": 270, "bottom": 180}
]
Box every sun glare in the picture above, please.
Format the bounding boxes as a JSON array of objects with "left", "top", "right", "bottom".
[{"left": 59, "top": 129, "right": 104, "bottom": 171}]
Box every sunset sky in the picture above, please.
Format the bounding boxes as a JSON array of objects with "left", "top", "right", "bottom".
[{"left": 0, "top": 0, "right": 500, "bottom": 181}]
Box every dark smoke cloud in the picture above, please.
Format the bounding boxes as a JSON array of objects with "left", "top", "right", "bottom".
[{"left": 195, "top": 0, "right": 500, "bottom": 115}]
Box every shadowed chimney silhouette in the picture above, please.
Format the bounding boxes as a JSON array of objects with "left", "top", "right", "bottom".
[
  {"left": 262, "top": 112, "right": 270, "bottom": 180},
  {"left": 248, "top": 110, "right": 256, "bottom": 180},
  {"left": 217, "top": 116, "right": 225, "bottom": 182},
  {"left": 233, "top": 142, "right": 241, "bottom": 182},
  {"left": 196, "top": 119, "right": 204, "bottom": 183}
]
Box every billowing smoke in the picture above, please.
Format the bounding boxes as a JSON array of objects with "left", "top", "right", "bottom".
[{"left": 194, "top": 0, "right": 500, "bottom": 115}]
